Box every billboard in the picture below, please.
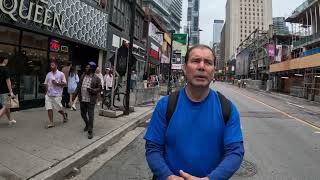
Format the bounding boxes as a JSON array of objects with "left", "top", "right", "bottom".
[{"left": 172, "top": 34, "right": 188, "bottom": 56}]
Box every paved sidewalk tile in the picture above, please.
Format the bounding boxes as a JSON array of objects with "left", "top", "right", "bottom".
[{"left": 0, "top": 104, "right": 154, "bottom": 179}]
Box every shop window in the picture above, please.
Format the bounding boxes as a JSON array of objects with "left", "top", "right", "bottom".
[
  {"left": 0, "top": 44, "right": 19, "bottom": 93},
  {"left": 0, "top": 26, "right": 20, "bottom": 45},
  {"left": 20, "top": 48, "right": 48, "bottom": 100},
  {"left": 21, "top": 31, "right": 48, "bottom": 50}
]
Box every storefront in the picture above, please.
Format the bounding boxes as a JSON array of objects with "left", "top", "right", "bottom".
[{"left": 0, "top": 0, "right": 108, "bottom": 109}]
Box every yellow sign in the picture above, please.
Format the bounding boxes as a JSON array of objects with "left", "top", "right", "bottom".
[{"left": 164, "top": 33, "right": 171, "bottom": 45}]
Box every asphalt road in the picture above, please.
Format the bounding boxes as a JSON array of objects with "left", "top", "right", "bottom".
[{"left": 90, "top": 82, "right": 320, "bottom": 180}]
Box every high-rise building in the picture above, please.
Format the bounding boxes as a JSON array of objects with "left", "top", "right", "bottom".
[
  {"left": 143, "top": 0, "right": 182, "bottom": 32},
  {"left": 213, "top": 20, "right": 224, "bottom": 44},
  {"left": 224, "top": 0, "right": 272, "bottom": 62},
  {"left": 273, "top": 17, "right": 290, "bottom": 35},
  {"left": 187, "top": 0, "right": 200, "bottom": 46},
  {"left": 169, "top": 0, "right": 183, "bottom": 32}
]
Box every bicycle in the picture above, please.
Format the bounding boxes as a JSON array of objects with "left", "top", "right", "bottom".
[{"left": 103, "top": 83, "right": 128, "bottom": 110}]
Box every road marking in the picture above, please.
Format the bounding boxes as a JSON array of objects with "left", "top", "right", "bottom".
[
  {"left": 229, "top": 89, "right": 320, "bottom": 131},
  {"left": 315, "top": 132, "right": 320, "bottom": 134},
  {"left": 286, "top": 102, "right": 305, "bottom": 109}
]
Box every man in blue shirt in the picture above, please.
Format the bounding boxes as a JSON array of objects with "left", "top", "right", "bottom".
[{"left": 144, "top": 44, "right": 244, "bottom": 180}]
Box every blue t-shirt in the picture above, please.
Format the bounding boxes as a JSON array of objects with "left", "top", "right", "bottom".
[{"left": 144, "top": 88, "right": 243, "bottom": 177}]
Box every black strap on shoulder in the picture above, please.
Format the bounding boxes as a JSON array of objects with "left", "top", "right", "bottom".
[
  {"left": 217, "top": 91, "right": 231, "bottom": 125},
  {"left": 165, "top": 91, "right": 180, "bottom": 126}
]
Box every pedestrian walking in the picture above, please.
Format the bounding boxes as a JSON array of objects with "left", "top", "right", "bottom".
[
  {"left": 0, "top": 54, "right": 16, "bottom": 125},
  {"left": 144, "top": 44, "right": 244, "bottom": 180},
  {"left": 95, "top": 67, "right": 104, "bottom": 106},
  {"left": 44, "top": 60, "right": 68, "bottom": 128},
  {"left": 68, "top": 66, "right": 79, "bottom": 111},
  {"left": 104, "top": 68, "right": 113, "bottom": 92},
  {"left": 61, "top": 61, "right": 71, "bottom": 108},
  {"left": 74, "top": 62, "right": 102, "bottom": 139},
  {"left": 143, "top": 72, "right": 148, "bottom": 88},
  {"left": 130, "top": 70, "right": 137, "bottom": 92}
]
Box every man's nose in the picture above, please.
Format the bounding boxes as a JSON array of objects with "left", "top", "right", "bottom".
[{"left": 197, "top": 60, "right": 205, "bottom": 70}]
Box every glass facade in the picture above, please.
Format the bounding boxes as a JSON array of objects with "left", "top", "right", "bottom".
[{"left": 0, "top": 25, "right": 71, "bottom": 108}]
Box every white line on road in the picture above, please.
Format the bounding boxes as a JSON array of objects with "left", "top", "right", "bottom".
[
  {"left": 315, "top": 132, "right": 320, "bottom": 134},
  {"left": 229, "top": 89, "right": 320, "bottom": 131},
  {"left": 286, "top": 102, "right": 305, "bottom": 109}
]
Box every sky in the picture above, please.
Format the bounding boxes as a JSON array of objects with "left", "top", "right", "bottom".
[{"left": 181, "top": 0, "right": 307, "bottom": 46}]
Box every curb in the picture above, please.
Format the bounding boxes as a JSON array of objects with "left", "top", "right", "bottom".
[
  {"left": 71, "top": 127, "right": 146, "bottom": 180},
  {"left": 29, "top": 109, "right": 153, "bottom": 180}
]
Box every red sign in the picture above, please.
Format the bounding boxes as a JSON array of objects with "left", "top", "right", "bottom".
[
  {"left": 50, "top": 39, "right": 61, "bottom": 52},
  {"left": 149, "top": 48, "right": 159, "bottom": 60}
]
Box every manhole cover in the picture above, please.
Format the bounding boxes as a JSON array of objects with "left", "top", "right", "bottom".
[{"left": 234, "top": 160, "right": 257, "bottom": 177}]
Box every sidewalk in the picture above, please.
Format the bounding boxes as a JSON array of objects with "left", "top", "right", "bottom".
[{"left": 0, "top": 104, "right": 154, "bottom": 180}]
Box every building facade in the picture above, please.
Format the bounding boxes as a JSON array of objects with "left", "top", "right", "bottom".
[
  {"left": 106, "top": 0, "right": 146, "bottom": 79},
  {"left": 224, "top": 0, "right": 272, "bottom": 62},
  {"left": 169, "top": 0, "right": 183, "bottom": 32},
  {"left": 213, "top": 20, "right": 224, "bottom": 44},
  {"left": 273, "top": 17, "right": 290, "bottom": 35},
  {"left": 187, "top": 0, "right": 200, "bottom": 46},
  {"left": 0, "top": 0, "right": 108, "bottom": 109},
  {"left": 270, "top": 0, "right": 320, "bottom": 102}
]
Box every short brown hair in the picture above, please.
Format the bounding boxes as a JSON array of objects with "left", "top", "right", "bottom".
[{"left": 185, "top": 44, "right": 216, "bottom": 64}]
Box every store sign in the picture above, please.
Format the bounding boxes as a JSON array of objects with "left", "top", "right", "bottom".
[
  {"left": 148, "top": 23, "right": 163, "bottom": 45},
  {"left": 171, "top": 64, "right": 182, "bottom": 70},
  {"left": 0, "top": 0, "right": 63, "bottom": 31},
  {"left": 50, "top": 39, "right": 60, "bottom": 52},
  {"left": 149, "top": 42, "right": 159, "bottom": 60},
  {"left": 161, "top": 54, "right": 169, "bottom": 64}
]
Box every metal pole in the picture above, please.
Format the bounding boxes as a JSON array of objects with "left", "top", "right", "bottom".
[
  {"left": 111, "top": 48, "right": 118, "bottom": 110},
  {"left": 167, "top": 32, "right": 174, "bottom": 95},
  {"left": 124, "top": 0, "right": 136, "bottom": 115}
]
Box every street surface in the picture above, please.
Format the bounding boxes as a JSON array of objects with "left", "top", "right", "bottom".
[{"left": 89, "top": 82, "right": 320, "bottom": 180}]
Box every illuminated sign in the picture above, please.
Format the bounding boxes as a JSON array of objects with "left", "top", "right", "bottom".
[{"left": 50, "top": 39, "right": 60, "bottom": 52}]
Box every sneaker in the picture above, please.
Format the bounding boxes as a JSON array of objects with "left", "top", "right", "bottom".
[
  {"left": 8, "top": 119, "right": 16, "bottom": 125},
  {"left": 63, "top": 113, "right": 68, "bottom": 123},
  {"left": 71, "top": 105, "right": 77, "bottom": 111}
]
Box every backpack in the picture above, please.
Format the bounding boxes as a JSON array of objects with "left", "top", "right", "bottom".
[{"left": 165, "top": 90, "right": 231, "bottom": 126}]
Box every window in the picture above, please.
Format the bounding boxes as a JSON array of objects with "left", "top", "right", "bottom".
[
  {"left": 0, "top": 26, "right": 19, "bottom": 45},
  {"left": 21, "top": 31, "right": 48, "bottom": 50}
]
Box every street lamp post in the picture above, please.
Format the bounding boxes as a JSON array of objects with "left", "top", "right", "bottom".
[{"left": 167, "top": 31, "right": 174, "bottom": 95}]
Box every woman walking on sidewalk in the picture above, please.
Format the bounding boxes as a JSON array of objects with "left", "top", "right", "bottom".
[
  {"left": 68, "top": 66, "right": 79, "bottom": 111},
  {"left": 0, "top": 54, "right": 16, "bottom": 125}
]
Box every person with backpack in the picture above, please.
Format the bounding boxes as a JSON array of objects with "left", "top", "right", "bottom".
[{"left": 144, "top": 44, "right": 244, "bottom": 180}]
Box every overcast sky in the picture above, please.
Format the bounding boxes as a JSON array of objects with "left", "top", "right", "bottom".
[{"left": 181, "top": 0, "right": 306, "bottom": 45}]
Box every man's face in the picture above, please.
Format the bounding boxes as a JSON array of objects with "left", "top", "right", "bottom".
[
  {"left": 85, "top": 65, "right": 91, "bottom": 74},
  {"left": 50, "top": 62, "right": 57, "bottom": 71},
  {"left": 183, "top": 48, "right": 215, "bottom": 88}
]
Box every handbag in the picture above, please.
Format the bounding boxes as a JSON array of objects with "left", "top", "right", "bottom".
[{"left": 7, "top": 95, "right": 19, "bottom": 109}]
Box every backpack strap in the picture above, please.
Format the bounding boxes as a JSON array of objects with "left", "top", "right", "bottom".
[
  {"left": 165, "top": 91, "right": 180, "bottom": 126},
  {"left": 217, "top": 91, "right": 232, "bottom": 125}
]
